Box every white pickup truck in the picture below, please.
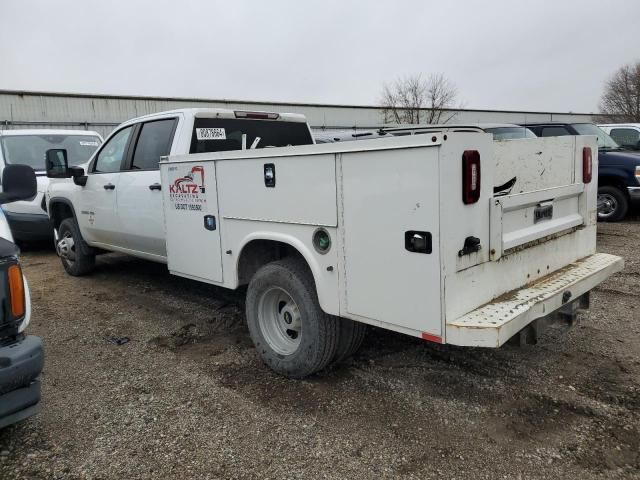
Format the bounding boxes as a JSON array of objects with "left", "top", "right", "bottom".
[{"left": 46, "top": 109, "right": 623, "bottom": 378}]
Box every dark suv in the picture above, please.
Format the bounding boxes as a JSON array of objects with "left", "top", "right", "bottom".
[{"left": 523, "top": 122, "right": 640, "bottom": 221}]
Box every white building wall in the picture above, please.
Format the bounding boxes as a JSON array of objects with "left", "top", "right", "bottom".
[{"left": 0, "top": 90, "right": 596, "bottom": 139}]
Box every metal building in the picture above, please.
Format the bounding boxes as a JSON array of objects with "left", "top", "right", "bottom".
[{"left": 0, "top": 89, "right": 595, "bottom": 139}]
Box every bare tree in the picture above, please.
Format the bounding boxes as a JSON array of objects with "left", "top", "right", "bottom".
[
  {"left": 598, "top": 61, "right": 640, "bottom": 122},
  {"left": 380, "top": 73, "right": 460, "bottom": 125}
]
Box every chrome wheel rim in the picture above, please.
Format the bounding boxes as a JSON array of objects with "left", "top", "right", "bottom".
[
  {"left": 257, "top": 287, "right": 301, "bottom": 356},
  {"left": 56, "top": 230, "right": 76, "bottom": 264},
  {"left": 597, "top": 193, "right": 618, "bottom": 219}
]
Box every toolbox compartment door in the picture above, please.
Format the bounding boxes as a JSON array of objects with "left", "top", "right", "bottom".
[
  {"left": 161, "top": 162, "right": 223, "bottom": 283},
  {"left": 340, "top": 146, "right": 441, "bottom": 336}
]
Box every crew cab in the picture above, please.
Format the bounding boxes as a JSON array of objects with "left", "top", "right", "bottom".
[
  {"left": 0, "top": 164, "right": 43, "bottom": 428},
  {"left": 0, "top": 130, "right": 102, "bottom": 242},
  {"left": 45, "top": 108, "right": 314, "bottom": 273},
  {"left": 522, "top": 122, "right": 640, "bottom": 221},
  {"left": 46, "top": 114, "right": 622, "bottom": 378}
]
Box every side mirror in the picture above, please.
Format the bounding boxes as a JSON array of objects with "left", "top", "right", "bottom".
[
  {"left": 0, "top": 165, "right": 37, "bottom": 205},
  {"left": 46, "top": 149, "right": 71, "bottom": 178},
  {"left": 70, "top": 166, "right": 87, "bottom": 187}
]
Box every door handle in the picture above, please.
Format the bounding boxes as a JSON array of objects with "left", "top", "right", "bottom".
[
  {"left": 148, "top": 183, "right": 162, "bottom": 191},
  {"left": 103, "top": 183, "right": 115, "bottom": 190}
]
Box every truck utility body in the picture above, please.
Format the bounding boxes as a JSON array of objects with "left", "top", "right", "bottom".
[{"left": 161, "top": 132, "right": 621, "bottom": 352}]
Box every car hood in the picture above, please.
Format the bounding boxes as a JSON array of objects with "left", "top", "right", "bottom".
[{"left": 599, "top": 149, "right": 640, "bottom": 165}]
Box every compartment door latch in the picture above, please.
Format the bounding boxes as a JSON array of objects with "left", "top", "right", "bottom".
[{"left": 405, "top": 231, "right": 432, "bottom": 254}]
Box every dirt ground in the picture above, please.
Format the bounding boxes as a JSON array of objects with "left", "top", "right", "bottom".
[{"left": 0, "top": 218, "right": 638, "bottom": 480}]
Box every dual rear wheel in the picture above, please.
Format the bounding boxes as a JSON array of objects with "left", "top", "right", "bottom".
[{"left": 246, "top": 257, "right": 366, "bottom": 378}]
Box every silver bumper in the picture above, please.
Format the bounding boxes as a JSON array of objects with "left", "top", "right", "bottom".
[
  {"left": 446, "top": 253, "right": 624, "bottom": 347},
  {"left": 628, "top": 186, "right": 640, "bottom": 201}
]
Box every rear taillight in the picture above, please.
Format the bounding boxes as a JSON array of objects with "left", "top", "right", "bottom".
[
  {"left": 462, "top": 150, "right": 481, "bottom": 204},
  {"left": 583, "top": 147, "right": 593, "bottom": 184},
  {"left": 635, "top": 166, "right": 640, "bottom": 183},
  {"left": 234, "top": 111, "right": 280, "bottom": 120},
  {"left": 7, "top": 264, "right": 25, "bottom": 318}
]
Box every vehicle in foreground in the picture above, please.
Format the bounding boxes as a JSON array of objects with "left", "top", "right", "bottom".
[
  {"left": 0, "top": 164, "right": 43, "bottom": 428},
  {"left": 522, "top": 122, "right": 640, "bottom": 222},
  {"left": 47, "top": 111, "right": 622, "bottom": 378},
  {"left": 598, "top": 123, "right": 640, "bottom": 151},
  {"left": 0, "top": 130, "right": 102, "bottom": 242}
]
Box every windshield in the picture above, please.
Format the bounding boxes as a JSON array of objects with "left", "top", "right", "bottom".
[
  {"left": 0, "top": 134, "right": 101, "bottom": 170},
  {"left": 485, "top": 127, "right": 537, "bottom": 140},
  {"left": 190, "top": 118, "right": 313, "bottom": 154},
  {"left": 570, "top": 123, "right": 619, "bottom": 150}
]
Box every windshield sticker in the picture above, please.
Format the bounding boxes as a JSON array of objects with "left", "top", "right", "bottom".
[
  {"left": 79, "top": 141, "right": 99, "bottom": 147},
  {"left": 196, "top": 128, "right": 226, "bottom": 141}
]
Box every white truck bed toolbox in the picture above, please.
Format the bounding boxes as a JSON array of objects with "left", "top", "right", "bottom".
[{"left": 446, "top": 253, "right": 623, "bottom": 347}]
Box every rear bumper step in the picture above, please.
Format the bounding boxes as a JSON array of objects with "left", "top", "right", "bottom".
[{"left": 446, "top": 253, "right": 623, "bottom": 347}]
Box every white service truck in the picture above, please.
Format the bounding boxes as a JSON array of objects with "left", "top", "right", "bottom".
[{"left": 46, "top": 108, "right": 623, "bottom": 378}]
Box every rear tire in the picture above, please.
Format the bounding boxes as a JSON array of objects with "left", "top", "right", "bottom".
[
  {"left": 597, "top": 186, "right": 628, "bottom": 222},
  {"left": 246, "top": 257, "right": 338, "bottom": 378},
  {"left": 57, "top": 218, "right": 95, "bottom": 276},
  {"left": 331, "top": 318, "right": 367, "bottom": 366}
]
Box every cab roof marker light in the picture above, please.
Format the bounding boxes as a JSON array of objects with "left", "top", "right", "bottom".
[{"left": 234, "top": 111, "right": 280, "bottom": 120}]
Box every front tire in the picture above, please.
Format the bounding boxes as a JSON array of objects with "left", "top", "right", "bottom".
[
  {"left": 57, "top": 218, "right": 95, "bottom": 276},
  {"left": 597, "top": 186, "right": 628, "bottom": 222},
  {"left": 246, "top": 257, "right": 338, "bottom": 378}
]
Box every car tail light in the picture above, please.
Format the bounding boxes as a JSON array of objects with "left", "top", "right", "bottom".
[
  {"left": 7, "top": 264, "right": 25, "bottom": 318},
  {"left": 583, "top": 147, "right": 593, "bottom": 184},
  {"left": 462, "top": 150, "right": 481, "bottom": 204},
  {"left": 635, "top": 166, "right": 640, "bottom": 183},
  {"left": 234, "top": 111, "right": 280, "bottom": 120}
]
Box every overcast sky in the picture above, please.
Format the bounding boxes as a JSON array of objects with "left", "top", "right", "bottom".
[{"left": 0, "top": 0, "right": 638, "bottom": 113}]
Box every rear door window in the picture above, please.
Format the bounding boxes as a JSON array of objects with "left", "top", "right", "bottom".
[
  {"left": 130, "top": 119, "right": 177, "bottom": 170},
  {"left": 190, "top": 118, "right": 313, "bottom": 154}
]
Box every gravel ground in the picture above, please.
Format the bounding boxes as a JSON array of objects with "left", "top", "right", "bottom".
[{"left": 0, "top": 218, "right": 638, "bottom": 479}]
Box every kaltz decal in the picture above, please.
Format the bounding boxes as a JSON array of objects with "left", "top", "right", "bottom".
[
  {"left": 169, "top": 166, "right": 206, "bottom": 194},
  {"left": 169, "top": 166, "right": 208, "bottom": 209}
]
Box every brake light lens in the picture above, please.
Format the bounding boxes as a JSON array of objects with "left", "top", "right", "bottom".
[
  {"left": 583, "top": 147, "right": 593, "bottom": 184},
  {"left": 7, "top": 264, "right": 25, "bottom": 318},
  {"left": 462, "top": 150, "right": 481, "bottom": 204},
  {"left": 234, "top": 111, "right": 280, "bottom": 120},
  {"left": 635, "top": 166, "right": 640, "bottom": 183}
]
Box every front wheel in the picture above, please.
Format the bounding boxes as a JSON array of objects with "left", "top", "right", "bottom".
[
  {"left": 57, "top": 218, "right": 95, "bottom": 276},
  {"left": 246, "top": 257, "right": 338, "bottom": 378},
  {"left": 597, "top": 186, "right": 628, "bottom": 222}
]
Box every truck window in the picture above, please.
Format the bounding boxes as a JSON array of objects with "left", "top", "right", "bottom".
[
  {"left": 609, "top": 128, "right": 640, "bottom": 149},
  {"left": 540, "top": 126, "right": 571, "bottom": 137},
  {"left": 0, "top": 134, "right": 101, "bottom": 171},
  {"left": 189, "top": 118, "right": 313, "bottom": 154},
  {"left": 130, "top": 119, "right": 177, "bottom": 170},
  {"left": 94, "top": 126, "right": 133, "bottom": 173}
]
